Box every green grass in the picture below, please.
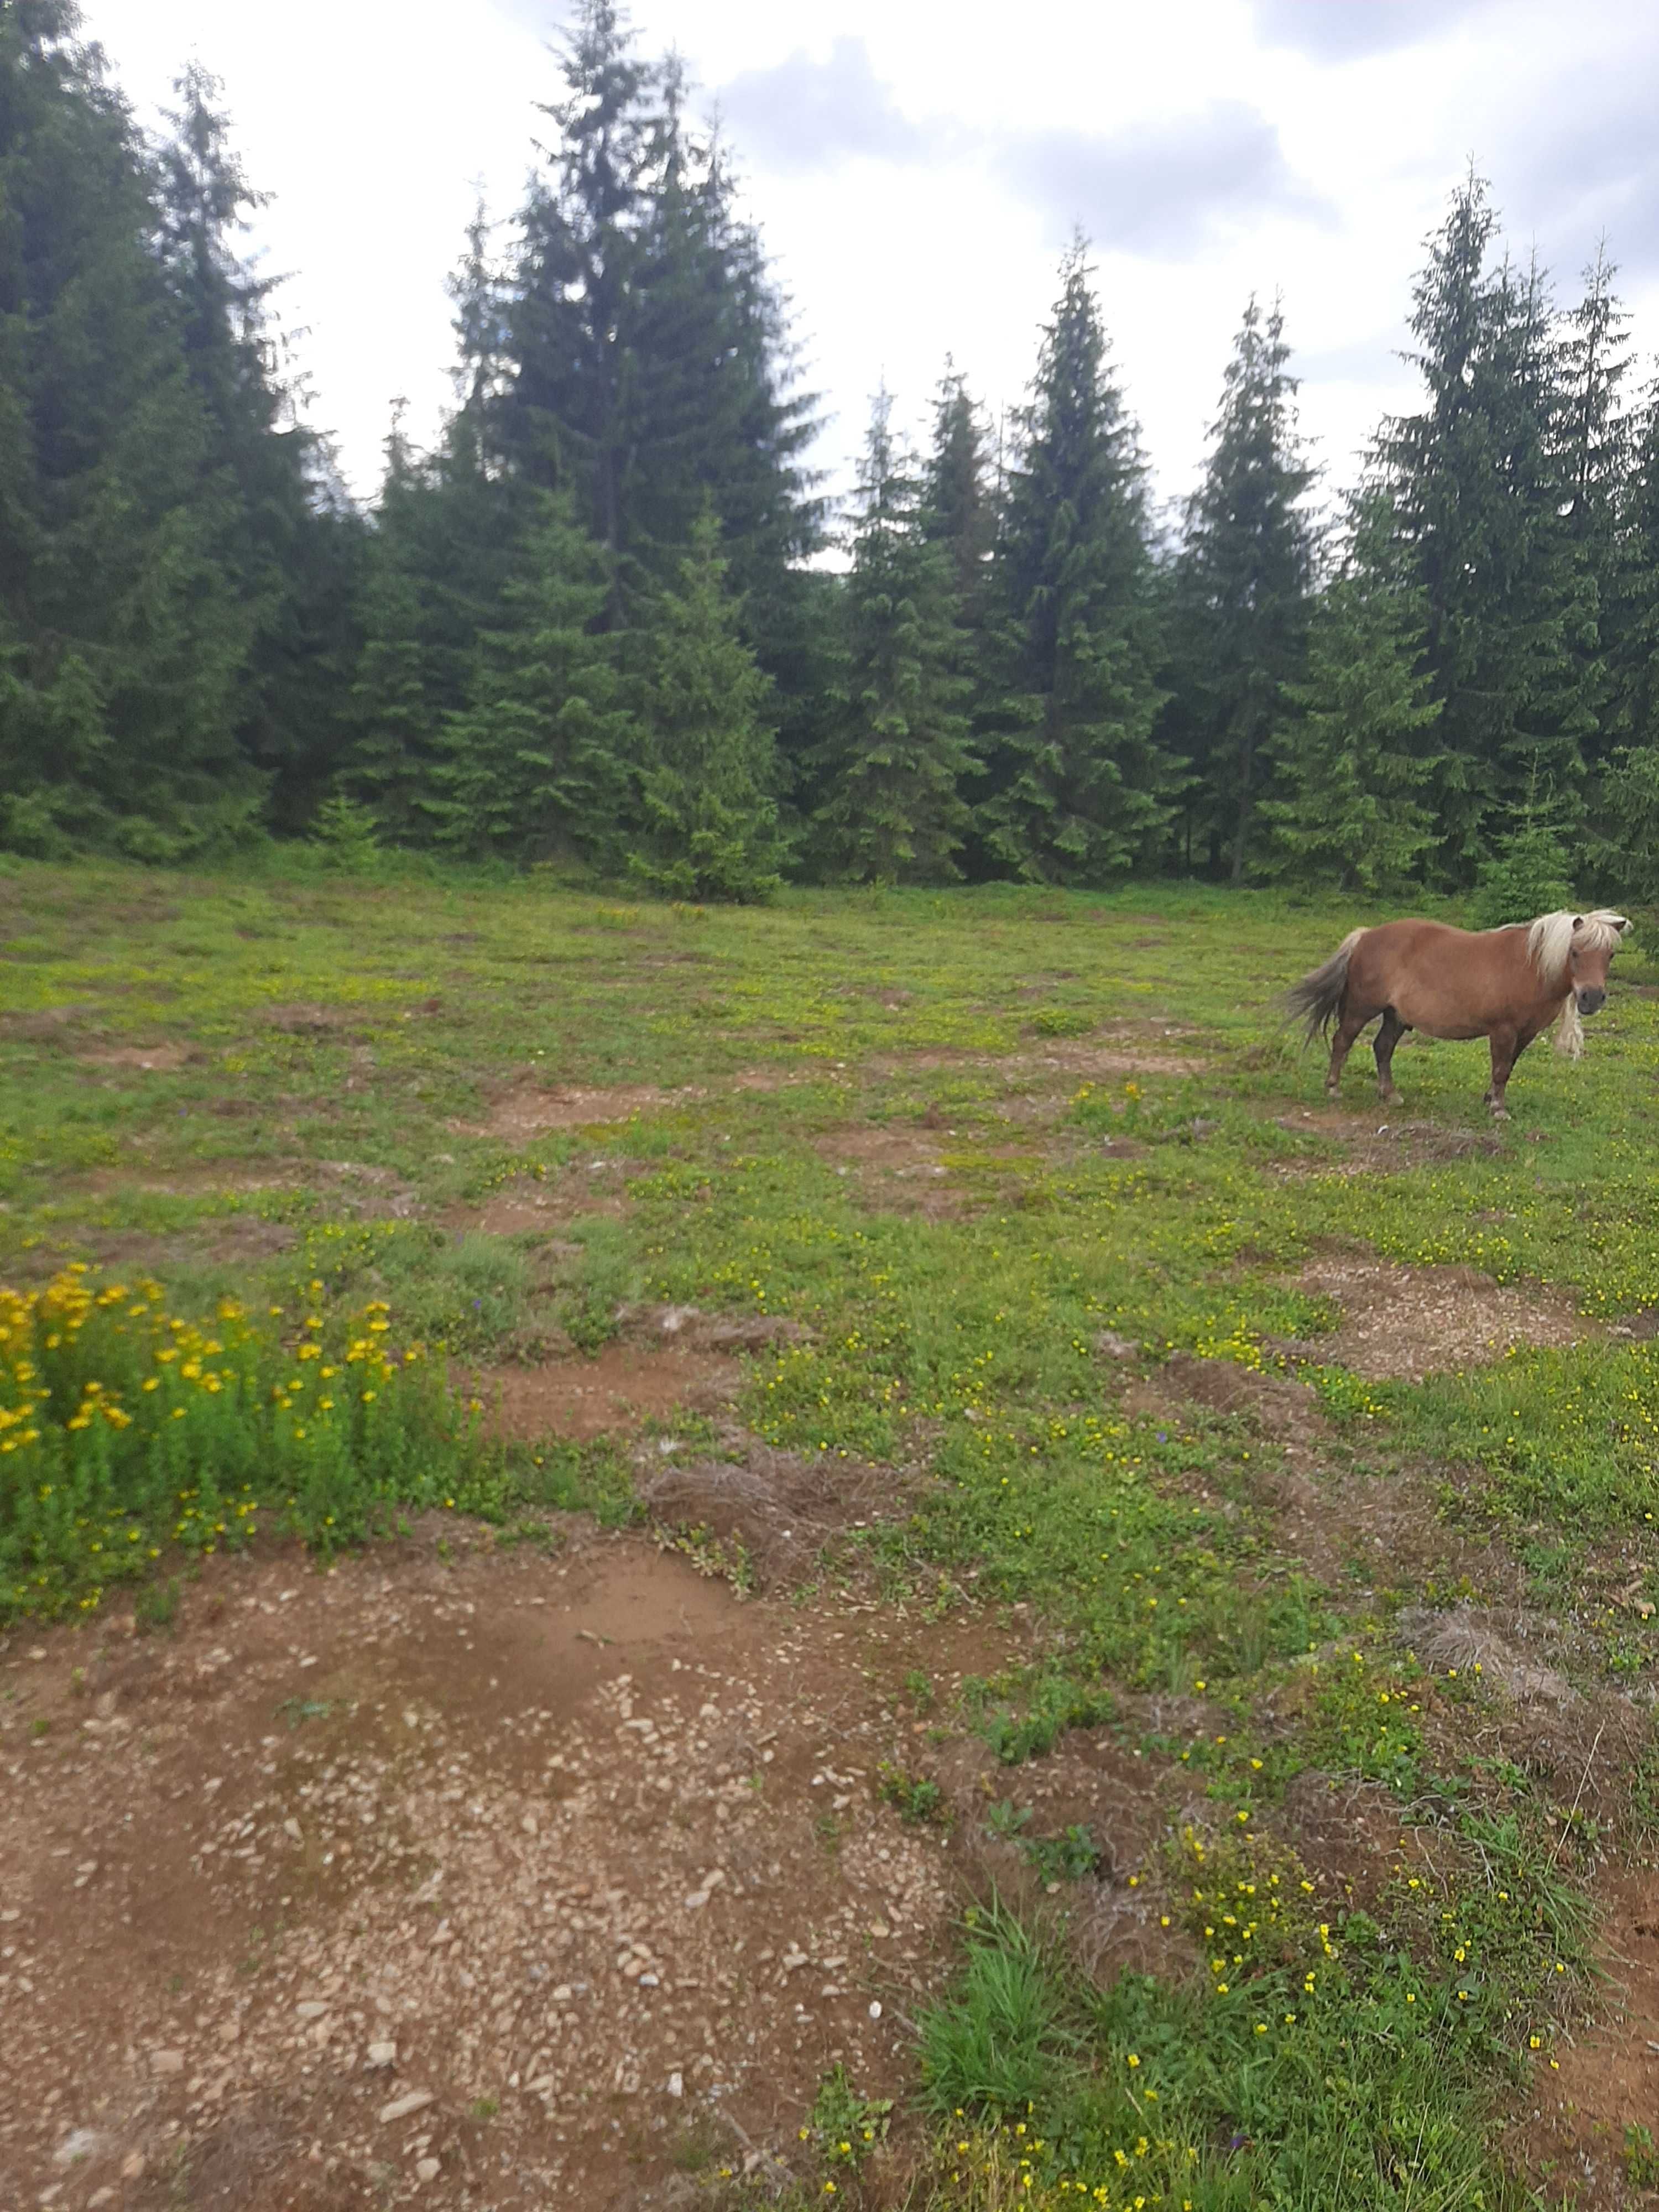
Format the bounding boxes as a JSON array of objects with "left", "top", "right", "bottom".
[{"left": 4, "top": 858, "right": 1658, "bottom": 2202}]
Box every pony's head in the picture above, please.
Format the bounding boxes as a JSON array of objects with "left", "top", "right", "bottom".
[{"left": 1526, "top": 909, "right": 1631, "bottom": 1056}]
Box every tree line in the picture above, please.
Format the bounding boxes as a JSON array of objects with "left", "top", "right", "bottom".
[{"left": 5, "top": 0, "right": 1659, "bottom": 901}]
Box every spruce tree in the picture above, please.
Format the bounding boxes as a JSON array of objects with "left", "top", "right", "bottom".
[
  {"left": 629, "top": 510, "right": 782, "bottom": 901},
  {"left": 342, "top": 219, "right": 531, "bottom": 841},
  {"left": 432, "top": 491, "right": 638, "bottom": 865},
  {"left": 0, "top": 1, "right": 259, "bottom": 854},
  {"left": 153, "top": 61, "right": 365, "bottom": 830},
  {"left": 1258, "top": 495, "right": 1439, "bottom": 890},
  {"left": 921, "top": 362, "right": 995, "bottom": 614},
  {"left": 343, "top": 408, "right": 437, "bottom": 837},
  {"left": 1165, "top": 295, "right": 1315, "bottom": 880},
  {"left": 975, "top": 241, "right": 1173, "bottom": 884},
  {"left": 501, "top": 8, "right": 819, "bottom": 620},
  {"left": 1378, "top": 175, "right": 1595, "bottom": 872},
  {"left": 1560, "top": 246, "right": 1630, "bottom": 597},
  {"left": 1589, "top": 368, "right": 1659, "bottom": 893},
  {"left": 813, "top": 393, "right": 975, "bottom": 884}
]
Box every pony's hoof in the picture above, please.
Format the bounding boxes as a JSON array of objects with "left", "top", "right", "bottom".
[{"left": 1490, "top": 1106, "right": 1510, "bottom": 1123}]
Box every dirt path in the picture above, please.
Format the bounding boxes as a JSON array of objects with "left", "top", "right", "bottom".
[{"left": 0, "top": 1526, "right": 1065, "bottom": 2211}]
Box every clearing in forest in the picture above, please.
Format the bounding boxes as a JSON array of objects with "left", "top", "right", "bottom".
[{"left": 3, "top": 863, "right": 1659, "bottom": 2211}]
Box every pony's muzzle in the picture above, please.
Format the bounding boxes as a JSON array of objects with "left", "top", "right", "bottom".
[{"left": 1576, "top": 986, "right": 1606, "bottom": 1015}]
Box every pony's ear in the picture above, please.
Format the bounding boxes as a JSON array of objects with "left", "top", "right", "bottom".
[
  {"left": 1572, "top": 915, "right": 1585, "bottom": 931},
  {"left": 1619, "top": 916, "right": 1634, "bottom": 933}
]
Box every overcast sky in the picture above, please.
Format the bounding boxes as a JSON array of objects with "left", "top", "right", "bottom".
[{"left": 81, "top": 0, "right": 1659, "bottom": 530}]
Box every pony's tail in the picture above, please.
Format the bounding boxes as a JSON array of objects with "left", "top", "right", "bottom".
[
  {"left": 1285, "top": 928, "right": 1365, "bottom": 1047},
  {"left": 1554, "top": 993, "right": 1584, "bottom": 1060}
]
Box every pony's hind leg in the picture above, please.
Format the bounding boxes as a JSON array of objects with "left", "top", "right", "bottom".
[
  {"left": 1324, "top": 1009, "right": 1372, "bottom": 1099},
  {"left": 1374, "top": 1010, "right": 1407, "bottom": 1105}
]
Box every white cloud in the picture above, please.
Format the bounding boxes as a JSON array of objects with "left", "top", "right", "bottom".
[{"left": 79, "top": 0, "right": 1659, "bottom": 521}]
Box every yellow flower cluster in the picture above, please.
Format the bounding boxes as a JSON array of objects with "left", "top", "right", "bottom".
[
  {"left": 934, "top": 2107, "right": 1201, "bottom": 2210},
  {"left": 1, "top": 1267, "right": 434, "bottom": 1621}
]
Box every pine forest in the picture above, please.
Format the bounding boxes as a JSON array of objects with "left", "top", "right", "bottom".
[{"left": 7, "top": 0, "right": 1659, "bottom": 905}]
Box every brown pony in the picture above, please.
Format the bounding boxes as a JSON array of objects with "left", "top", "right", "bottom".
[{"left": 1287, "top": 909, "right": 1630, "bottom": 1118}]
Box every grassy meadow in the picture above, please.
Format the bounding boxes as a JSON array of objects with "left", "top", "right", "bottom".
[{"left": 5, "top": 854, "right": 1659, "bottom": 2208}]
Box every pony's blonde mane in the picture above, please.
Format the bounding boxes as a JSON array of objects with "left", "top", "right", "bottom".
[{"left": 1522, "top": 907, "right": 1631, "bottom": 1058}]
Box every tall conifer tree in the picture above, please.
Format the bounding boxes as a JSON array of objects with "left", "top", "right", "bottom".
[
  {"left": 154, "top": 61, "right": 364, "bottom": 828},
  {"left": 0, "top": 1, "right": 259, "bottom": 854},
  {"left": 432, "top": 492, "right": 638, "bottom": 865},
  {"left": 500, "top": 7, "right": 820, "bottom": 630},
  {"left": 975, "top": 241, "right": 1172, "bottom": 883},
  {"left": 1378, "top": 176, "right": 1595, "bottom": 870},
  {"left": 1164, "top": 296, "right": 1315, "bottom": 880},
  {"left": 629, "top": 510, "right": 783, "bottom": 901},
  {"left": 1589, "top": 372, "right": 1659, "bottom": 893},
  {"left": 814, "top": 393, "right": 975, "bottom": 884},
  {"left": 921, "top": 362, "right": 995, "bottom": 615},
  {"left": 343, "top": 218, "right": 531, "bottom": 838},
  {"left": 1259, "top": 494, "right": 1439, "bottom": 889}
]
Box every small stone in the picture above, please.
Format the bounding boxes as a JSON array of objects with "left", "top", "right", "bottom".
[
  {"left": 378, "top": 2090, "right": 434, "bottom": 2125},
  {"left": 282, "top": 1818, "right": 302, "bottom": 1842},
  {"left": 666, "top": 2072, "right": 684, "bottom": 2098},
  {"left": 868, "top": 2001, "right": 883, "bottom": 2020},
  {"left": 520, "top": 1812, "right": 538, "bottom": 1835},
  {"left": 1094, "top": 1330, "right": 1138, "bottom": 1360},
  {"left": 682, "top": 1891, "right": 709, "bottom": 1910},
  {"left": 366, "top": 2040, "right": 397, "bottom": 2070},
  {"left": 52, "top": 2128, "right": 100, "bottom": 2168},
  {"left": 150, "top": 2050, "right": 184, "bottom": 2078},
  {"left": 295, "top": 2001, "right": 328, "bottom": 2021},
  {"left": 120, "top": 2153, "right": 147, "bottom": 2180},
  {"left": 414, "top": 2157, "right": 441, "bottom": 2182},
  {"left": 87, "top": 2193, "right": 115, "bottom": 2209},
  {"left": 429, "top": 1919, "right": 453, "bottom": 1947}
]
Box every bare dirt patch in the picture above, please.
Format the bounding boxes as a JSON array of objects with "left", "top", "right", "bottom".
[
  {"left": 0, "top": 1530, "right": 1083, "bottom": 2212},
  {"left": 1520, "top": 1866, "right": 1659, "bottom": 2206},
  {"left": 78, "top": 1042, "right": 195, "bottom": 1072},
  {"left": 76, "top": 1162, "right": 304, "bottom": 1201},
  {"left": 461, "top": 1083, "right": 707, "bottom": 1144},
  {"left": 1125, "top": 1352, "right": 1326, "bottom": 1447},
  {"left": 264, "top": 1004, "right": 369, "bottom": 1037},
  {"left": 443, "top": 1161, "right": 644, "bottom": 1237},
  {"left": 638, "top": 1442, "right": 908, "bottom": 1590},
  {"left": 616, "top": 1303, "right": 807, "bottom": 1358},
  {"left": 1269, "top": 1108, "right": 1504, "bottom": 1177},
  {"left": 463, "top": 1343, "right": 740, "bottom": 1441},
  {"left": 315, "top": 1161, "right": 420, "bottom": 1221},
  {"left": 1392, "top": 1604, "right": 1579, "bottom": 1708},
  {"left": 870, "top": 1036, "right": 1207, "bottom": 1084},
  {"left": 1, "top": 1004, "right": 94, "bottom": 1044},
  {"left": 814, "top": 1124, "right": 1032, "bottom": 1218},
  {"left": 729, "top": 1066, "right": 814, "bottom": 1094},
  {"left": 1296, "top": 1255, "right": 1587, "bottom": 1381}
]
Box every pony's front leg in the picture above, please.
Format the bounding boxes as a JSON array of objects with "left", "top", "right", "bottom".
[{"left": 1484, "top": 1024, "right": 1520, "bottom": 1119}]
